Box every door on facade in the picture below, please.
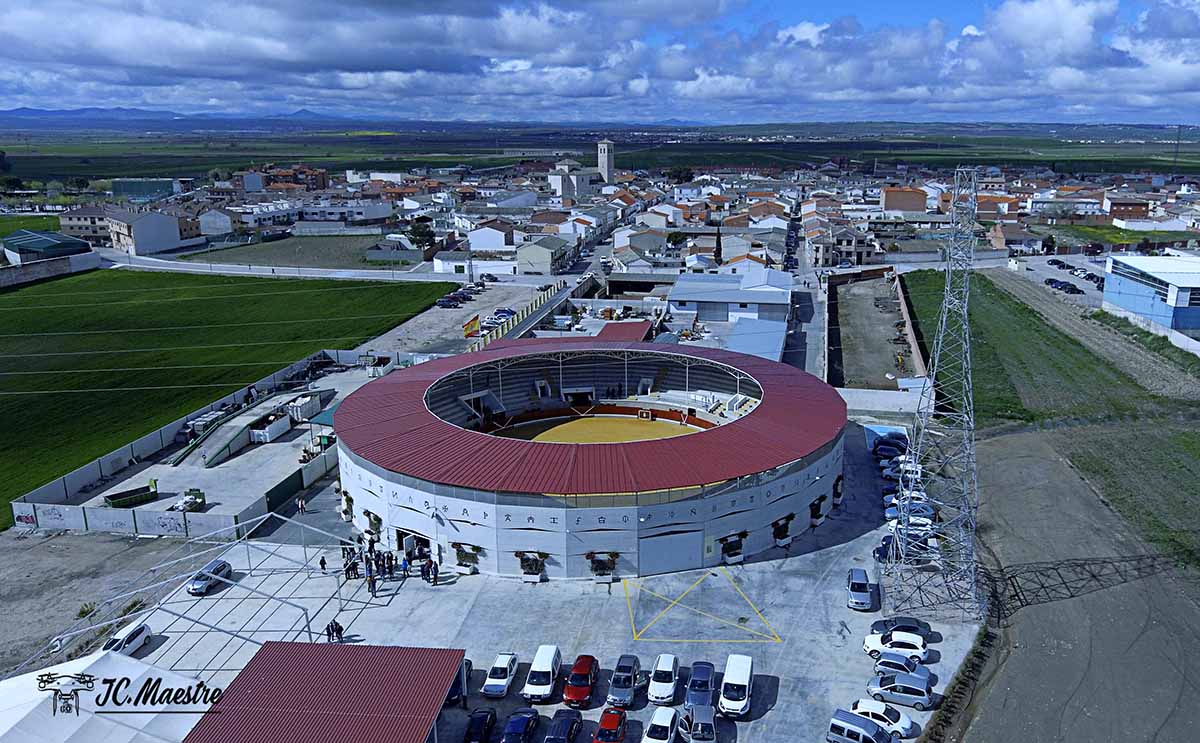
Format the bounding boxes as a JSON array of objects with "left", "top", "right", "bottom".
[
  {"left": 638, "top": 530, "right": 705, "bottom": 576},
  {"left": 697, "top": 302, "right": 729, "bottom": 322}
]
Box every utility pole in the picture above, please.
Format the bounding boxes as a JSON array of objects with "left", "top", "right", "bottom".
[{"left": 883, "top": 166, "right": 983, "bottom": 621}]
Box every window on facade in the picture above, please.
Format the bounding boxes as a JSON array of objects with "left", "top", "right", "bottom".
[{"left": 739, "top": 303, "right": 749, "bottom": 308}]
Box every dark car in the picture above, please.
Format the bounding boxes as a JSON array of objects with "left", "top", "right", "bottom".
[
  {"left": 563, "top": 655, "right": 598, "bottom": 708},
  {"left": 870, "top": 616, "right": 930, "bottom": 637},
  {"left": 872, "top": 444, "right": 905, "bottom": 461},
  {"left": 464, "top": 708, "right": 497, "bottom": 743},
  {"left": 685, "top": 661, "right": 715, "bottom": 710},
  {"left": 1048, "top": 259, "right": 1063, "bottom": 267},
  {"left": 1043, "top": 277, "right": 1058, "bottom": 286},
  {"left": 436, "top": 298, "right": 460, "bottom": 308},
  {"left": 1063, "top": 285, "right": 1085, "bottom": 295},
  {"left": 502, "top": 708, "right": 540, "bottom": 743},
  {"left": 594, "top": 708, "right": 627, "bottom": 743},
  {"left": 544, "top": 709, "right": 583, "bottom": 743},
  {"left": 481, "top": 273, "right": 499, "bottom": 282},
  {"left": 446, "top": 659, "right": 474, "bottom": 706}
]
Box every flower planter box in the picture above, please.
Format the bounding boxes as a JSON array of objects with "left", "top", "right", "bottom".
[
  {"left": 521, "top": 572, "right": 543, "bottom": 584},
  {"left": 810, "top": 515, "right": 826, "bottom": 528},
  {"left": 722, "top": 553, "right": 744, "bottom": 565},
  {"left": 775, "top": 536, "right": 793, "bottom": 548},
  {"left": 593, "top": 574, "right": 615, "bottom": 584},
  {"left": 832, "top": 493, "right": 844, "bottom": 506},
  {"left": 453, "top": 564, "right": 477, "bottom": 576}
]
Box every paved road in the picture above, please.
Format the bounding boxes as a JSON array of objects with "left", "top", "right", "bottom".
[
  {"left": 965, "top": 430, "right": 1200, "bottom": 743},
  {"left": 98, "top": 249, "right": 562, "bottom": 287},
  {"left": 1009, "top": 254, "right": 1106, "bottom": 309}
]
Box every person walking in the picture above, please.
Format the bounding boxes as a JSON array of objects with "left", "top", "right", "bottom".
[
  {"left": 367, "top": 574, "right": 377, "bottom": 597},
  {"left": 325, "top": 621, "right": 334, "bottom": 642},
  {"left": 431, "top": 561, "right": 439, "bottom": 586},
  {"left": 400, "top": 555, "right": 409, "bottom": 582},
  {"left": 319, "top": 556, "right": 327, "bottom": 573}
]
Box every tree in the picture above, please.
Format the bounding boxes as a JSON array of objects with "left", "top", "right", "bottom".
[
  {"left": 408, "top": 218, "right": 436, "bottom": 249},
  {"left": 1042, "top": 234, "right": 1056, "bottom": 254},
  {"left": 89, "top": 179, "right": 112, "bottom": 193},
  {"left": 713, "top": 226, "right": 724, "bottom": 266},
  {"left": 667, "top": 166, "right": 693, "bottom": 184},
  {"left": 666, "top": 231, "right": 687, "bottom": 246},
  {"left": 0, "top": 175, "right": 22, "bottom": 190},
  {"left": 0, "top": 150, "right": 10, "bottom": 174},
  {"left": 66, "top": 177, "right": 89, "bottom": 191}
]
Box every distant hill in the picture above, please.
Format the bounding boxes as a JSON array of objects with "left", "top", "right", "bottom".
[{"left": 0, "top": 106, "right": 183, "bottom": 120}]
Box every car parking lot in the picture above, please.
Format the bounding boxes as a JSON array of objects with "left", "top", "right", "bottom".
[
  {"left": 1012, "top": 254, "right": 1107, "bottom": 308},
  {"left": 118, "top": 423, "right": 976, "bottom": 743}
]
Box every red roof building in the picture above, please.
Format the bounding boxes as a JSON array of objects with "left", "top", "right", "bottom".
[{"left": 184, "top": 642, "right": 464, "bottom": 743}]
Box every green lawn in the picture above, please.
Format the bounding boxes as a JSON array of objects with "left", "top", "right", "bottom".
[
  {"left": 0, "top": 215, "right": 60, "bottom": 238},
  {"left": 902, "top": 270, "right": 1167, "bottom": 427},
  {"left": 0, "top": 271, "right": 455, "bottom": 527},
  {"left": 1060, "top": 224, "right": 1199, "bottom": 245},
  {"left": 181, "top": 236, "right": 389, "bottom": 270}
]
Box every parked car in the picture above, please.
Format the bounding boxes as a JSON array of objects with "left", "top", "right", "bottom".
[
  {"left": 846, "top": 568, "right": 873, "bottom": 611},
  {"left": 606, "top": 655, "right": 643, "bottom": 707},
  {"left": 545, "top": 709, "right": 583, "bottom": 743},
  {"left": 594, "top": 708, "right": 628, "bottom": 743},
  {"left": 445, "top": 659, "right": 474, "bottom": 705},
  {"left": 563, "top": 655, "right": 599, "bottom": 708},
  {"left": 481, "top": 652, "right": 520, "bottom": 698},
  {"left": 481, "top": 273, "right": 500, "bottom": 282},
  {"left": 885, "top": 516, "right": 934, "bottom": 535},
  {"left": 186, "top": 559, "right": 232, "bottom": 596},
  {"left": 870, "top": 617, "right": 930, "bottom": 637},
  {"left": 502, "top": 708, "right": 541, "bottom": 743},
  {"left": 101, "top": 621, "right": 152, "bottom": 657},
  {"left": 837, "top": 260, "right": 854, "bottom": 269},
  {"left": 867, "top": 673, "right": 934, "bottom": 711},
  {"left": 1043, "top": 277, "right": 1058, "bottom": 286},
  {"left": 642, "top": 705, "right": 678, "bottom": 743},
  {"left": 827, "top": 708, "right": 898, "bottom": 743},
  {"left": 849, "top": 698, "right": 916, "bottom": 739},
  {"left": 1048, "top": 259, "right": 1064, "bottom": 267},
  {"left": 873, "top": 652, "right": 931, "bottom": 682},
  {"left": 717, "top": 654, "right": 754, "bottom": 718},
  {"left": 495, "top": 307, "right": 517, "bottom": 317},
  {"left": 872, "top": 443, "right": 906, "bottom": 460},
  {"left": 1063, "top": 285, "right": 1085, "bottom": 295},
  {"left": 881, "top": 464, "right": 923, "bottom": 482},
  {"left": 882, "top": 491, "right": 928, "bottom": 509},
  {"left": 884, "top": 503, "right": 937, "bottom": 521},
  {"left": 436, "top": 299, "right": 461, "bottom": 308},
  {"left": 464, "top": 708, "right": 498, "bottom": 743},
  {"left": 676, "top": 705, "right": 717, "bottom": 743},
  {"left": 684, "top": 662, "right": 716, "bottom": 710},
  {"left": 863, "top": 631, "right": 929, "bottom": 663},
  {"left": 522, "top": 645, "right": 562, "bottom": 703},
  {"left": 647, "top": 653, "right": 679, "bottom": 705}
]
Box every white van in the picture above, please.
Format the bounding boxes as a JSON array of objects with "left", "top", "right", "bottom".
[
  {"left": 521, "top": 644, "right": 562, "bottom": 703},
  {"left": 717, "top": 653, "right": 753, "bottom": 718}
]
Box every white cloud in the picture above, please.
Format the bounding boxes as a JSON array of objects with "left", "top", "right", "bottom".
[{"left": 776, "top": 21, "right": 829, "bottom": 46}]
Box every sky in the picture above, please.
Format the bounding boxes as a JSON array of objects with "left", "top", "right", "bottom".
[{"left": 0, "top": 0, "right": 1199, "bottom": 124}]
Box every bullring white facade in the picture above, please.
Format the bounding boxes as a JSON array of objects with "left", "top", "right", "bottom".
[{"left": 333, "top": 341, "right": 847, "bottom": 578}]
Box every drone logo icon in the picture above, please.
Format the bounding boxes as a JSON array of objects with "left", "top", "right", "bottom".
[{"left": 37, "top": 672, "right": 96, "bottom": 716}]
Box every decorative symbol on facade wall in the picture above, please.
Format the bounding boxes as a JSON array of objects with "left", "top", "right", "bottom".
[{"left": 504, "top": 514, "right": 512, "bottom": 522}]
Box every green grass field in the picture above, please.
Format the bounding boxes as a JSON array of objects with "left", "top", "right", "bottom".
[
  {"left": 1060, "top": 224, "right": 1199, "bottom": 245},
  {"left": 181, "top": 236, "right": 389, "bottom": 270},
  {"left": 902, "top": 270, "right": 1171, "bottom": 427},
  {"left": 0, "top": 270, "right": 455, "bottom": 527},
  {"left": 0, "top": 215, "right": 60, "bottom": 238}
]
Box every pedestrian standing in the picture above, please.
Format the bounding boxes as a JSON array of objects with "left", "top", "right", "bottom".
[
  {"left": 325, "top": 621, "right": 334, "bottom": 642},
  {"left": 319, "top": 556, "right": 327, "bottom": 573},
  {"left": 368, "top": 574, "right": 377, "bottom": 596},
  {"left": 335, "top": 621, "right": 344, "bottom": 642},
  {"left": 431, "top": 561, "right": 439, "bottom": 586},
  {"left": 420, "top": 560, "right": 429, "bottom": 582},
  {"left": 400, "top": 555, "right": 409, "bottom": 580}
]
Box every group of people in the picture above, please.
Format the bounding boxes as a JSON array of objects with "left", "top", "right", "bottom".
[
  {"left": 329, "top": 541, "right": 445, "bottom": 594},
  {"left": 324, "top": 619, "right": 345, "bottom": 642}
]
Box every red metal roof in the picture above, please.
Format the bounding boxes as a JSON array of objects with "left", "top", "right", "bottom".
[
  {"left": 334, "top": 340, "right": 846, "bottom": 495},
  {"left": 595, "top": 320, "right": 652, "bottom": 342},
  {"left": 184, "top": 642, "right": 463, "bottom": 743}
]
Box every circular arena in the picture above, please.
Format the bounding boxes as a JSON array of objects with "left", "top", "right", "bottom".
[{"left": 333, "top": 339, "right": 847, "bottom": 578}]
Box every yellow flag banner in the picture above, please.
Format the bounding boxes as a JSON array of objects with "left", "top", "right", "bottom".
[{"left": 463, "top": 314, "right": 481, "bottom": 338}]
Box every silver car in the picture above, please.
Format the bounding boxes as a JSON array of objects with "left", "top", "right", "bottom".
[
  {"left": 676, "top": 704, "right": 717, "bottom": 743},
  {"left": 872, "top": 652, "right": 931, "bottom": 682},
  {"left": 867, "top": 673, "right": 933, "bottom": 711},
  {"left": 846, "top": 568, "right": 873, "bottom": 611},
  {"left": 186, "top": 559, "right": 232, "bottom": 596},
  {"left": 606, "top": 654, "right": 643, "bottom": 707}
]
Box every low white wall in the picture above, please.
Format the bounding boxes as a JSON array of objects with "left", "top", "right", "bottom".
[
  {"left": 33, "top": 503, "right": 87, "bottom": 531},
  {"left": 85, "top": 508, "right": 136, "bottom": 535},
  {"left": 135, "top": 510, "right": 188, "bottom": 537},
  {"left": 1101, "top": 302, "right": 1200, "bottom": 357}
]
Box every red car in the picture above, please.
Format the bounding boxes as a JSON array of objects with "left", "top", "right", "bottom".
[
  {"left": 562, "top": 655, "right": 598, "bottom": 708},
  {"left": 593, "top": 708, "right": 627, "bottom": 743}
]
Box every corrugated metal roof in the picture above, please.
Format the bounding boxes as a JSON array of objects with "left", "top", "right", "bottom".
[
  {"left": 595, "top": 320, "right": 652, "bottom": 342},
  {"left": 334, "top": 340, "right": 846, "bottom": 495},
  {"left": 184, "top": 641, "right": 463, "bottom": 743}
]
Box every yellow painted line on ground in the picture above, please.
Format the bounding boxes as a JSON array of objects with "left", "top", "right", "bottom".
[
  {"left": 720, "top": 566, "right": 783, "bottom": 642},
  {"left": 632, "top": 636, "right": 782, "bottom": 644},
  {"left": 622, "top": 578, "right": 639, "bottom": 639},
  {"left": 632, "top": 582, "right": 779, "bottom": 641},
  {"left": 634, "top": 572, "right": 710, "bottom": 638}
]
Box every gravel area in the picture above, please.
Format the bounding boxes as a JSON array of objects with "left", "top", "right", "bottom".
[
  {"left": 357, "top": 282, "right": 537, "bottom": 354},
  {"left": 984, "top": 267, "right": 1200, "bottom": 401}
]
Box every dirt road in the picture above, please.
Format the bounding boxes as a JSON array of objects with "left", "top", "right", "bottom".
[{"left": 983, "top": 268, "right": 1200, "bottom": 400}]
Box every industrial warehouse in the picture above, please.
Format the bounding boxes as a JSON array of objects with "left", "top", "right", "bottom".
[{"left": 333, "top": 339, "right": 847, "bottom": 578}]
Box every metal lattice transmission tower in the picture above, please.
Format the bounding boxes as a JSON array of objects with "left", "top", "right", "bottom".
[{"left": 883, "top": 167, "right": 983, "bottom": 620}]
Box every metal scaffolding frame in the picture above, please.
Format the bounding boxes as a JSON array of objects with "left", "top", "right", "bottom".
[
  {"left": 883, "top": 167, "right": 984, "bottom": 620},
  {"left": 4, "top": 513, "right": 351, "bottom": 681}
]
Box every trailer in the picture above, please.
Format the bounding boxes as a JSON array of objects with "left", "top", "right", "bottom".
[{"left": 103, "top": 479, "right": 159, "bottom": 508}]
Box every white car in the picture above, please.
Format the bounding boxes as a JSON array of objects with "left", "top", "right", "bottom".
[
  {"left": 642, "top": 705, "right": 678, "bottom": 743},
  {"left": 850, "top": 698, "right": 916, "bottom": 738},
  {"left": 878, "top": 455, "right": 916, "bottom": 470},
  {"left": 884, "top": 503, "right": 936, "bottom": 521},
  {"left": 863, "top": 630, "right": 929, "bottom": 662},
  {"left": 647, "top": 653, "right": 679, "bottom": 704},
  {"left": 101, "top": 621, "right": 152, "bottom": 657},
  {"left": 882, "top": 491, "right": 927, "bottom": 509},
  {"left": 881, "top": 463, "right": 923, "bottom": 480},
  {"left": 480, "top": 652, "right": 519, "bottom": 698},
  {"left": 886, "top": 516, "right": 934, "bottom": 535}
]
